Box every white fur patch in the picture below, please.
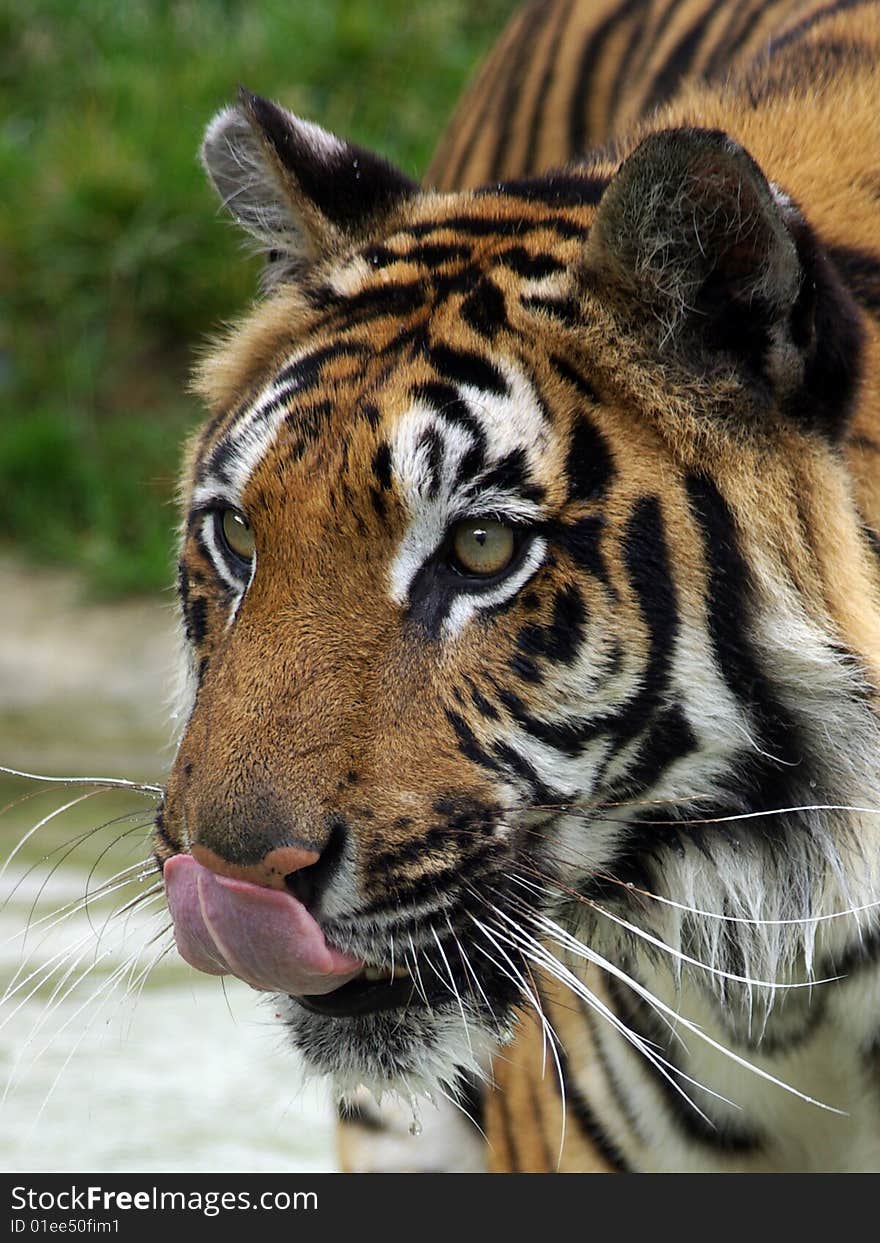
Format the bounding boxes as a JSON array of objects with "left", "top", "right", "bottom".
[{"left": 389, "top": 357, "right": 550, "bottom": 632}]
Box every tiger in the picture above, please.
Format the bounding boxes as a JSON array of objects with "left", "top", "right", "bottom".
[{"left": 158, "top": 0, "right": 880, "bottom": 1172}]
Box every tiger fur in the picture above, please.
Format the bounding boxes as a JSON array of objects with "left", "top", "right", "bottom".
[{"left": 159, "top": 0, "right": 880, "bottom": 1172}]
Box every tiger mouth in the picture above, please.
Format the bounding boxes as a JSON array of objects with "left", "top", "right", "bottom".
[
  {"left": 164, "top": 851, "right": 522, "bottom": 1038},
  {"left": 298, "top": 966, "right": 424, "bottom": 1018},
  {"left": 164, "top": 853, "right": 466, "bottom": 1016}
]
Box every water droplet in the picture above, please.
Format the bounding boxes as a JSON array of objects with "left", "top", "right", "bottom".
[{"left": 409, "top": 1120, "right": 422, "bottom": 1137}]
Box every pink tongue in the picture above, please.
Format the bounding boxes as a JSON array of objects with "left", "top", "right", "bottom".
[{"left": 164, "top": 853, "right": 363, "bottom": 996}]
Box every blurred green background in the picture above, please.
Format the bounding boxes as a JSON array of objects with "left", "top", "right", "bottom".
[{"left": 0, "top": 0, "right": 514, "bottom": 596}]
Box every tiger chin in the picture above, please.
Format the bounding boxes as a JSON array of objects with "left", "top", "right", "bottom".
[{"left": 157, "top": 0, "right": 880, "bottom": 1172}]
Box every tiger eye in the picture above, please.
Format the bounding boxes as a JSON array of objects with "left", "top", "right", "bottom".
[
  {"left": 451, "top": 519, "right": 516, "bottom": 577},
  {"left": 220, "top": 509, "right": 255, "bottom": 561}
]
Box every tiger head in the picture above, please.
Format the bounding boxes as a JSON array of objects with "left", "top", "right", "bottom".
[{"left": 158, "top": 91, "right": 880, "bottom": 1101}]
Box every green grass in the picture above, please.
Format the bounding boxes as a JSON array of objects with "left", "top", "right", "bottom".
[{"left": 0, "top": 0, "right": 514, "bottom": 595}]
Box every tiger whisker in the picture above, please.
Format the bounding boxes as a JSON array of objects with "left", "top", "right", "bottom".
[
  {"left": 81, "top": 820, "right": 158, "bottom": 916},
  {"left": 24, "top": 927, "right": 170, "bottom": 1133},
  {"left": 430, "top": 926, "right": 475, "bottom": 1062},
  {"left": 1, "top": 860, "right": 150, "bottom": 949},
  {"left": 9, "top": 812, "right": 156, "bottom": 938},
  {"left": 15, "top": 832, "right": 155, "bottom": 985},
  {"left": 600, "top": 877, "right": 880, "bottom": 927},
  {"left": 116, "top": 938, "right": 176, "bottom": 1046},
  {"left": 490, "top": 878, "right": 691, "bottom": 1057},
  {"left": 486, "top": 904, "right": 729, "bottom": 1124},
  {"left": 469, "top": 915, "right": 562, "bottom": 1073},
  {"left": 0, "top": 788, "right": 109, "bottom": 894},
  {"left": 514, "top": 797, "right": 880, "bottom": 826},
  {"left": 505, "top": 868, "right": 841, "bottom": 992},
  {"left": 447, "top": 912, "right": 497, "bottom": 1024},
  {"left": 524, "top": 904, "right": 848, "bottom": 1115},
  {"left": 405, "top": 932, "right": 432, "bottom": 1011},
  {"left": 28, "top": 818, "right": 155, "bottom": 940},
  {"left": 90, "top": 877, "right": 165, "bottom": 948},
  {"left": 0, "top": 927, "right": 100, "bottom": 1021},
  {"left": 466, "top": 917, "right": 567, "bottom": 1166},
  {"left": 4, "top": 940, "right": 131, "bottom": 1099},
  {"left": 487, "top": 894, "right": 750, "bottom": 1113},
  {"left": 0, "top": 766, "right": 162, "bottom": 796},
  {"left": 1, "top": 878, "right": 158, "bottom": 1015},
  {"left": 2, "top": 894, "right": 167, "bottom": 1056}
]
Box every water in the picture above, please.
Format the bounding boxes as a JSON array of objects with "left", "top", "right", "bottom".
[{"left": 0, "top": 561, "right": 338, "bottom": 1173}]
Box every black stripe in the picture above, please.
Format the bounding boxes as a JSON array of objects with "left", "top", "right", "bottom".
[
  {"left": 641, "top": 0, "right": 720, "bottom": 115},
  {"left": 488, "top": 0, "right": 553, "bottom": 181},
  {"left": 565, "top": 410, "right": 614, "bottom": 502},
  {"left": 578, "top": 996, "right": 643, "bottom": 1137},
  {"left": 312, "top": 279, "right": 427, "bottom": 323},
  {"left": 420, "top": 428, "right": 444, "bottom": 499},
  {"left": 372, "top": 442, "right": 393, "bottom": 490},
  {"left": 515, "top": 583, "right": 588, "bottom": 669},
  {"left": 523, "top": 0, "right": 575, "bottom": 174},
  {"left": 465, "top": 675, "right": 501, "bottom": 721},
  {"left": 496, "top": 247, "right": 567, "bottom": 279},
  {"left": 487, "top": 173, "right": 608, "bottom": 207},
  {"left": 552, "top": 514, "right": 611, "bottom": 585},
  {"left": 445, "top": 708, "right": 504, "bottom": 774},
  {"left": 548, "top": 1007, "right": 632, "bottom": 1171},
  {"left": 428, "top": 344, "right": 508, "bottom": 396},
  {"left": 184, "top": 594, "right": 208, "bottom": 646},
  {"left": 412, "top": 380, "right": 487, "bottom": 468},
  {"left": 766, "top": 0, "right": 876, "bottom": 55},
  {"left": 568, "top": 0, "right": 641, "bottom": 157},
  {"left": 403, "top": 213, "right": 588, "bottom": 241},
  {"left": 520, "top": 294, "right": 581, "bottom": 325},
  {"left": 704, "top": 0, "right": 765, "bottom": 80},
  {"left": 684, "top": 473, "right": 803, "bottom": 771},
  {"left": 362, "top": 849, "right": 499, "bottom": 913},
  {"left": 613, "top": 494, "right": 679, "bottom": 745},
  {"left": 152, "top": 816, "right": 182, "bottom": 857},
  {"left": 467, "top": 447, "right": 544, "bottom": 502},
  {"left": 608, "top": 0, "right": 681, "bottom": 121},
  {"left": 404, "top": 242, "right": 472, "bottom": 266},
  {"left": 273, "top": 341, "right": 366, "bottom": 390},
  {"left": 604, "top": 704, "right": 696, "bottom": 801},
  {"left": 605, "top": 977, "right": 764, "bottom": 1152},
  {"left": 492, "top": 739, "right": 557, "bottom": 801},
  {"left": 549, "top": 352, "right": 602, "bottom": 404},
  {"left": 817, "top": 920, "right": 880, "bottom": 978},
  {"left": 497, "top": 684, "right": 603, "bottom": 758},
  {"left": 460, "top": 277, "right": 509, "bottom": 339}
]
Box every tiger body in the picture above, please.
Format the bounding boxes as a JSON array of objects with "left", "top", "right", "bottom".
[{"left": 160, "top": 0, "right": 880, "bottom": 1172}]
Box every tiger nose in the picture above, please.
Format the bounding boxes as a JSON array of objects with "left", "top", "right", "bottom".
[{"left": 190, "top": 842, "right": 321, "bottom": 893}]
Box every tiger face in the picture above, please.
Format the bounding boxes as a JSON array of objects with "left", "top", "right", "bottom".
[{"left": 158, "top": 92, "right": 875, "bottom": 1101}]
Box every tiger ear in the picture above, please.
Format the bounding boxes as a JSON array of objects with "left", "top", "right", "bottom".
[
  {"left": 582, "top": 127, "right": 861, "bottom": 438},
  {"left": 200, "top": 88, "right": 417, "bottom": 287}
]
